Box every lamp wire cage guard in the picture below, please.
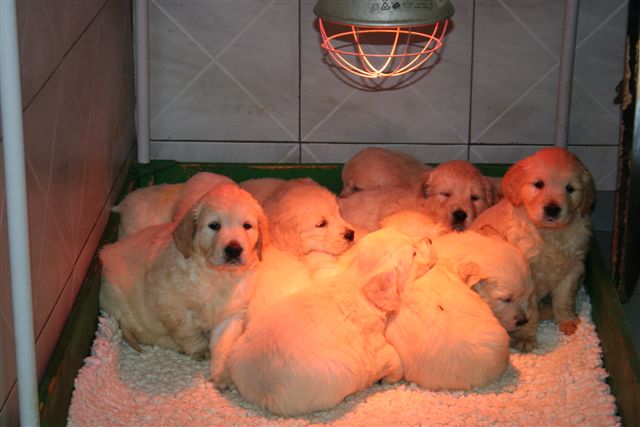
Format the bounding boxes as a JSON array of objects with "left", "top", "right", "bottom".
[{"left": 318, "top": 18, "right": 449, "bottom": 79}]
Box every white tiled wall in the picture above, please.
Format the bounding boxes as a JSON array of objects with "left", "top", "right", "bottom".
[
  {"left": 149, "top": 0, "right": 627, "bottom": 198},
  {"left": 0, "top": 0, "right": 135, "bottom": 424}
]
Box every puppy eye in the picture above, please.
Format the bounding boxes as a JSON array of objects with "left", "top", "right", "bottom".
[
  {"left": 208, "top": 222, "right": 221, "bottom": 231},
  {"left": 243, "top": 223, "right": 253, "bottom": 230},
  {"left": 500, "top": 296, "right": 513, "bottom": 303},
  {"left": 566, "top": 184, "right": 575, "bottom": 194},
  {"left": 440, "top": 192, "right": 451, "bottom": 198},
  {"left": 533, "top": 180, "right": 545, "bottom": 189},
  {"left": 471, "top": 195, "right": 481, "bottom": 202},
  {"left": 316, "top": 218, "right": 328, "bottom": 228}
]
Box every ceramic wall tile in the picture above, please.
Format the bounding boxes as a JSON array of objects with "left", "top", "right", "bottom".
[
  {"left": 151, "top": 141, "right": 300, "bottom": 163},
  {"left": 43, "top": 0, "right": 106, "bottom": 57},
  {"left": 570, "top": 1, "right": 627, "bottom": 146},
  {"left": 471, "top": 0, "right": 562, "bottom": 144},
  {"left": 17, "top": 0, "right": 62, "bottom": 106}
]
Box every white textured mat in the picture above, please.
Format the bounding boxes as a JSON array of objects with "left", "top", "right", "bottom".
[{"left": 68, "top": 289, "right": 620, "bottom": 426}]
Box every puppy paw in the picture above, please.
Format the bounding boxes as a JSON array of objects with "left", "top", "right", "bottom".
[
  {"left": 190, "top": 348, "right": 210, "bottom": 361},
  {"left": 558, "top": 318, "right": 580, "bottom": 335},
  {"left": 511, "top": 336, "right": 537, "bottom": 353},
  {"left": 210, "top": 374, "right": 232, "bottom": 391}
]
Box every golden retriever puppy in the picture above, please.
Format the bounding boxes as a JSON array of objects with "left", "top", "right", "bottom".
[
  {"left": 340, "top": 147, "right": 430, "bottom": 196},
  {"left": 239, "top": 177, "right": 287, "bottom": 206},
  {"left": 471, "top": 147, "right": 596, "bottom": 351},
  {"left": 386, "top": 264, "right": 510, "bottom": 390},
  {"left": 339, "top": 160, "right": 499, "bottom": 233},
  {"left": 431, "top": 230, "right": 534, "bottom": 333},
  {"left": 246, "top": 246, "right": 314, "bottom": 322},
  {"left": 261, "top": 178, "right": 356, "bottom": 257},
  {"left": 227, "top": 229, "right": 433, "bottom": 416},
  {"left": 379, "top": 210, "right": 450, "bottom": 242},
  {"left": 113, "top": 172, "right": 234, "bottom": 237},
  {"left": 99, "top": 183, "right": 268, "bottom": 386},
  {"left": 112, "top": 183, "right": 183, "bottom": 238}
]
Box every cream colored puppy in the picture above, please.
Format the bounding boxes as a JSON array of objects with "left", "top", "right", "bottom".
[
  {"left": 471, "top": 147, "right": 596, "bottom": 351},
  {"left": 262, "top": 178, "right": 356, "bottom": 257},
  {"left": 112, "top": 183, "right": 183, "bottom": 238},
  {"left": 340, "top": 160, "right": 499, "bottom": 233},
  {"left": 99, "top": 183, "right": 268, "bottom": 386},
  {"left": 113, "top": 172, "right": 234, "bottom": 237},
  {"left": 431, "top": 230, "right": 534, "bottom": 333},
  {"left": 246, "top": 246, "right": 314, "bottom": 322},
  {"left": 340, "top": 147, "right": 430, "bottom": 196},
  {"left": 227, "top": 229, "right": 433, "bottom": 416},
  {"left": 239, "top": 177, "right": 287, "bottom": 206},
  {"left": 386, "top": 264, "right": 510, "bottom": 390},
  {"left": 380, "top": 210, "right": 450, "bottom": 242}
]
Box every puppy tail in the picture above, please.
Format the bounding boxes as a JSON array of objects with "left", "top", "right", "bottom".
[{"left": 121, "top": 326, "right": 143, "bottom": 352}]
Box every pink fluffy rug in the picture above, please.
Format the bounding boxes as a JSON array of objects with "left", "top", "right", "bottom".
[{"left": 68, "top": 288, "right": 619, "bottom": 426}]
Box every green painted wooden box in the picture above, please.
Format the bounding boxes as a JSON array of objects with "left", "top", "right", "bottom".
[{"left": 37, "top": 161, "right": 640, "bottom": 427}]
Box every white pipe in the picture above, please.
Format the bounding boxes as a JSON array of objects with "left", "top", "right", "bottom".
[
  {"left": 554, "top": 0, "right": 580, "bottom": 148},
  {"left": 135, "top": 0, "right": 151, "bottom": 163},
  {"left": 0, "top": 1, "right": 41, "bottom": 425}
]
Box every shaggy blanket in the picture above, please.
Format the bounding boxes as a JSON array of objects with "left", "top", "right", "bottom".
[{"left": 68, "top": 288, "right": 620, "bottom": 426}]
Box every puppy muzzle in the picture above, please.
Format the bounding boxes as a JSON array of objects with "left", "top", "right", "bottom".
[
  {"left": 451, "top": 209, "right": 468, "bottom": 231},
  {"left": 224, "top": 241, "right": 244, "bottom": 265}
]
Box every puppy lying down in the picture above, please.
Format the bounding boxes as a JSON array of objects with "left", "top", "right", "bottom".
[
  {"left": 260, "top": 178, "right": 356, "bottom": 257},
  {"left": 100, "top": 183, "right": 268, "bottom": 386},
  {"left": 339, "top": 160, "right": 499, "bottom": 234},
  {"left": 227, "top": 228, "right": 433, "bottom": 416},
  {"left": 431, "top": 230, "right": 534, "bottom": 334},
  {"left": 386, "top": 264, "right": 510, "bottom": 390},
  {"left": 340, "top": 147, "right": 430, "bottom": 196},
  {"left": 112, "top": 172, "right": 234, "bottom": 238}
]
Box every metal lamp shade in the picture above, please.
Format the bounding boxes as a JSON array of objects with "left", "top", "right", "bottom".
[
  {"left": 314, "top": 1, "right": 455, "bottom": 79},
  {"left": 313, "top": 0, "right": 454, "bottom": 27}
]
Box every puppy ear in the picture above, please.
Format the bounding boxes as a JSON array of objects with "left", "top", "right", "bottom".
[
  {"left": 419, "top": 169, "right": 432, "bottom": 198},
  {"left": 501, "top": 163, "right": 526, "bottom": 206},
  {"left": 578, "top": 164, "right": 596, "bottom": 216},
  {"left": 469, "top": 278, "right": 489, "bottom": 294},
  {"left": 173, "top": 207, "right": 197, "bottom": 258},
  {"left": 458, "top": 261, "right": 488, "bottom": 289},
  {"left": 475, "top": 224, "right": 504, "bottom": 241},
  {"left": 268, "top": 212, "right": 303, "bottom": 256},
  {"left": 255, "top": 212, "right": 270, "bottom": 261},
  {"left": 483, "top": 176, "right": 502, "bottom": 206},
  {"left": 362, "top": 270, "right": 400, "bottom": 313}
]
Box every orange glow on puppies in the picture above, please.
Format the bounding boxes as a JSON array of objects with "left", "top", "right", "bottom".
[{"left": 472, "top": 147, "right": 595, "bottom": 351}]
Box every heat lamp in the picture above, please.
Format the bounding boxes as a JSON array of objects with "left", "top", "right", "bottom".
[{"left": 314, "top": 0, "right": 455, "bottom": 79}]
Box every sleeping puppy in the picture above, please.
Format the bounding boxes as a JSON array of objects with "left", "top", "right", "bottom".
[
  {"left": 380, "top": 210, "right": 450, "bottom": 242},
  {"left": 112, "top": 183, "right": 183, "bottom": 238},
  {"left": 99, "top": 183, "right": 268, "bottom": 386},
  {"left": 239, "top": 177, "right": 287, "bottom": 206},
  {"left": 340, "top": 147, "right": 430, "bottom": 196},
  {"left": 261, "top": 178, "right": 356, "bottom": 257},
  {"left": 471, "top": 147, "right": 596, "bottom": 351},
  {"left": 431, "top": 230, "right": 534, "bottom": 333},
  {"left": 339, "top": 160, "right": 499, "bottom": 234},
  {"left": 227, "top": 228, "right": 433, "bottom": 416},
  {"left": 386, "top": 264, "right": 510, "bottom": 390},
  {"left": 113, "top": 172, "right": 234, "bottom": 237}
]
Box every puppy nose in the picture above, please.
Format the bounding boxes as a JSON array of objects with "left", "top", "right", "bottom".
[
  {"left": 224, "top": 242, "right": 243, "bottom": 260},
  {"left": 515, "top": 317, "right": 529, "bottom": 327},
  {"left": 452, "top": 210, "right": 467, "bottom": 223},
  {"left": 344, "top": 228, "right": 355, "bottom": 242},
  {"left": 544, "top": 204, "right": 561, "bottom": 219}
]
